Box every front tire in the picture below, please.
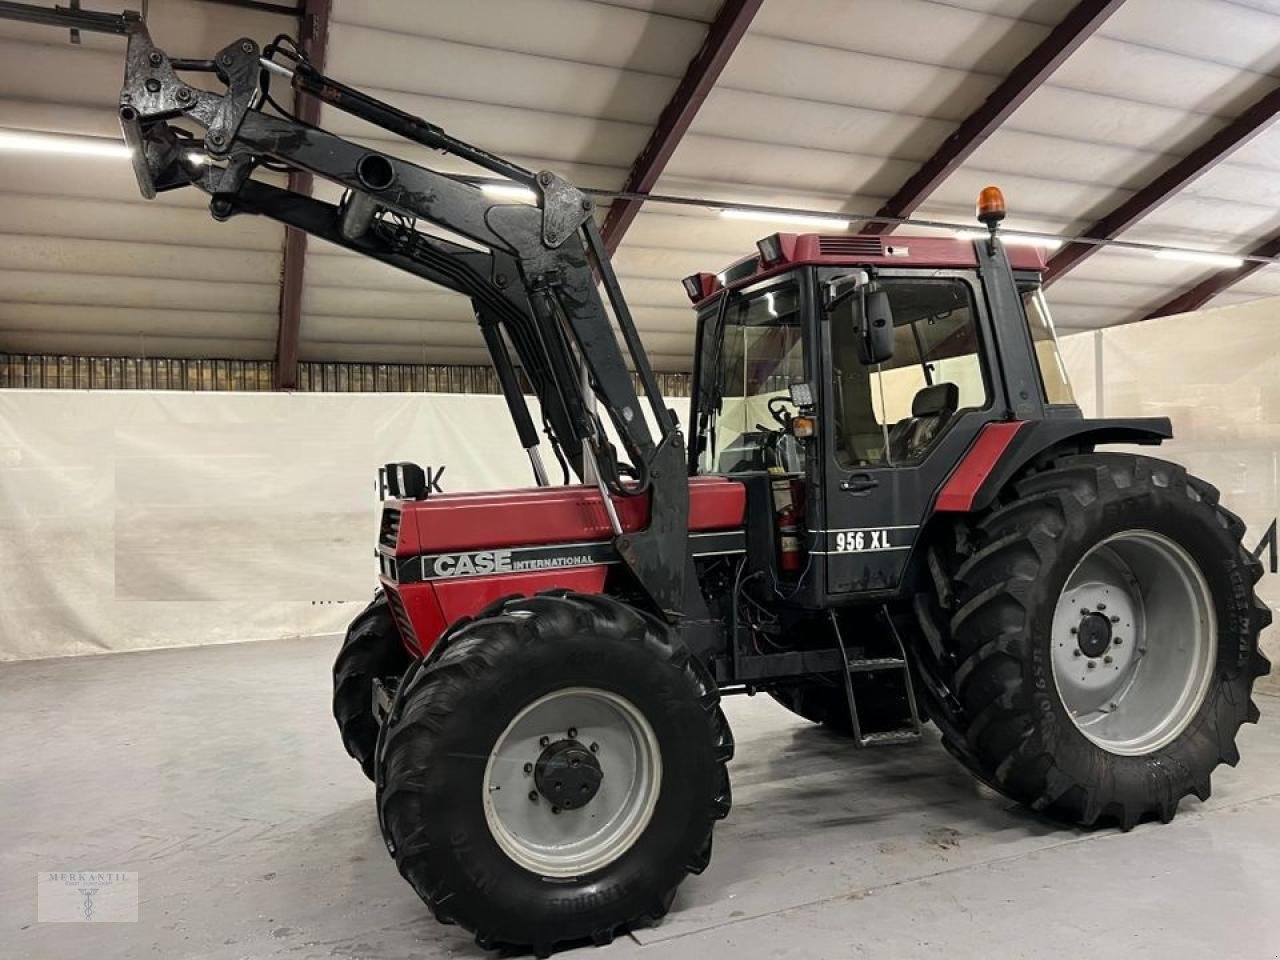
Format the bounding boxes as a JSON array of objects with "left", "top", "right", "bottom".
[
  {"left": 920, "top": 453, "right": 1271, "bottom": 828},
  {"left": 375, "top": 592, "right": 733, "bottom": 955},
  {"left": 333, "top": 592, "right": 410, "bottom": 781}
]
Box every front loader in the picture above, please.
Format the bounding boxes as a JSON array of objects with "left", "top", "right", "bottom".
[{"left": 105, "top": 16, "right": 1271, "bottom": 956}]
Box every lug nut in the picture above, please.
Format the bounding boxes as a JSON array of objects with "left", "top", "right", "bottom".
[
  {"left": 523, "top": 762, "right": 533, "bottom": 775},
  {"left": 1087, "top": 660, "right": 1097, "bottom": 669},
  {"left": 1103, "top": 655, "right": 1113, "bottom": 664},
  {"left": 1113, "top": 637, "right": 1123, "bottom": 646},
  {"left": 1070, "top": 626, "right": 1078, "bottom": 635},
  {"left": 1097, "top": 603, "right": 1107, "bottom": 611},
  {"left": 528, "top": 791, "right": 538, "bottom": 803},
  {"left": 1073, "top": 650, "right": 1082, "bottom": 658},
  {"left": 1110, "top": 615, "right": 1120, "bottom": 623},
  {"left": 551, "top": 806, "right": 561, "bottom": 815},
  {"left": 567, "top": 727, "right": 577, "bottom": 739},
  {"left": 589, "top": 742, "right": 599, "bottom": 753},
  {"left": 539, "top": 736, "right": 550, "bottom": 748},
  {"left": 148, "top": 51, "right": 162, "bottom": 66}
]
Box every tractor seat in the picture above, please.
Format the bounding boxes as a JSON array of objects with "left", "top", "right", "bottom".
[{"left": 888, "top": 382, "right": 959, "bottom": 462}]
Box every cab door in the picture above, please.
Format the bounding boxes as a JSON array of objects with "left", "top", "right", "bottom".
[{"left": 816, "top": 269, "right": 1005, "bottom": 596}]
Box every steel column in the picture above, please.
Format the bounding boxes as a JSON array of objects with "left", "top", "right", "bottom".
[
  {"left": 273, "top": 0, "right": 330, "bottom": 390},
  {"left": 864, "top": 0, "right": 1124, "bottom": 235},
  {"left": 598, "top": 0, "right": 763, "bottom": 255}
]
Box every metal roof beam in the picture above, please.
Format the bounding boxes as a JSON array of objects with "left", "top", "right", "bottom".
[
  {"left": 864, "top": 0, "right": 1125, "bottom": 236},
  {"left": 598, "top": 0, "right": 763, "bottom": 256},
  {"left": 1143, "top": 232, "right": 1280, "bottom": 319},
  {"left": 1046, "top": 83, "right": 1280, "bottom": 284},
  {"left": 273, "top": 0, "right": 330, "bottom": 390}
]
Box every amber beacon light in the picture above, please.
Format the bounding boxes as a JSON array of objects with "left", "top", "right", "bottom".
[{"left": 976, "top": 185, "right": 1007, "bottom": 228}]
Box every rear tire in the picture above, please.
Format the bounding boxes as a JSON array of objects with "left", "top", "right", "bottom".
[
  {"left": 375, "top": 591, "right": 733, "bottom": 955},
  {"left": 919, "top": 453, "right": 1271, "bottom": 828},
  {"left": 333, "top": 592, "right": 410, "bottom": 781}
]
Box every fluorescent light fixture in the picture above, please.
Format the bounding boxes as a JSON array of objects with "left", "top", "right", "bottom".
[
  {"left": 954, "top": 229, "right": 1062, "bottom": 250},
  {"left": 0, "top": 128, "right": 131, "bottom": 158},
  {"left": 721, "top": 208, "right": 850, "bottom": 230},
  {"left": 481, "top": 182, "right": 538, "bottom": 203},
  {"left": 1153, "top": 249, "right": 1244, "bottom": 268}
]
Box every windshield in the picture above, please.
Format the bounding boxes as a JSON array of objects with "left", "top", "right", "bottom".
[{"left": 695, "top": 283, "right": 806, "bottom": 474}]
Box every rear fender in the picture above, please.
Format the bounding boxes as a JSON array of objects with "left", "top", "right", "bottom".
[{"left": 933, "top": 417, "right": 1172, "bottom": 514}]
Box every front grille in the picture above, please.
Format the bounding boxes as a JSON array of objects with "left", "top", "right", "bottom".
[
  {"left": 379, "top": 506, "right": 402, "bottom": 550},
  {"left": 384, "top": 585, "right": 419, "bottom": 650},
  {"left": 817, "top": 236, "right": 884, "bottom": 257}
]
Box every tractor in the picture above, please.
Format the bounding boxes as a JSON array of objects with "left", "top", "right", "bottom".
[{"left": 109, "top": 18, "right": 1270, "bottom": 956}]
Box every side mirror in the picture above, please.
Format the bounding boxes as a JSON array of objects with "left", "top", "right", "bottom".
[{"left": 859, "top": 289, "right": 895, "bottom": 365}]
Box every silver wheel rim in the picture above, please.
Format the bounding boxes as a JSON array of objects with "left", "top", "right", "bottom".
[
  {"left": 482, "top": 687, "right": 661, "bottom": 877},
  {"left": 1051, "top": 529, "right": 1217, "bottom": 756}
]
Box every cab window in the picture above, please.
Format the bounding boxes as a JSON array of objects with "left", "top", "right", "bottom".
[
  {"left": 1019, "top": 284, "right": 1075, "bottom": 406},
  {"left": 830, "top": 278, "right": 988, "bottom": 468},
  {"left": 695, "top": 283, "right": 806, "bottom": 475}
]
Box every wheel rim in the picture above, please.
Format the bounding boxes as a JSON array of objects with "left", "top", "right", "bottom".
[
  {"left": 1050, "top": 530, "right": 1217, "bottom": 756},
  {"left": 482, "top": 687, "right": 662, "bottom": 878}
]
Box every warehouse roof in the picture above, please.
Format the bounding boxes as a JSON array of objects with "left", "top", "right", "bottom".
[{"left": 3, "top": 0, "right": 1280, "bottom": 374}]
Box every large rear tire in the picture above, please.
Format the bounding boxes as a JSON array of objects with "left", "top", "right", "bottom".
[
  {"left": 333, "top": 592, "right": 410, "bottom": 781},
  {"left": 375, "top": 591, "right": 733, "bottom": 955},
  {"left": 918, "top": 453, "right": 1271, "bottom": 828}
]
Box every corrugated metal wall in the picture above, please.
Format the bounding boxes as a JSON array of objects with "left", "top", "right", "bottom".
[{"left": 0, "top": 354, "right": 692, "bottom": 396}]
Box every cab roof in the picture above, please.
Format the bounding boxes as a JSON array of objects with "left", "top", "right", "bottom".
[{"left": 686, "top": 233, "right": 1048, "bottom": 307}]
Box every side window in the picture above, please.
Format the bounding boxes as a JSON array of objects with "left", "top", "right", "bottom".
[
  {"left": 1018, "top": 284, "right": 1075, "bottom": 406},
  {"left": 831, "top": 278, "right": 988, "bottom": 468}
]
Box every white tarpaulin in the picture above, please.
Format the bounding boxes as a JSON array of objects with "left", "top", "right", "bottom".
[
  {"left": 0, "top": 390, "right": 684, "bottom": 661},
  {"left": 3, "top": 291, "right": 1279, "bottom": 677},
  {"left": 1060, "top": 296, "right": 1280, "bottom": 682}
]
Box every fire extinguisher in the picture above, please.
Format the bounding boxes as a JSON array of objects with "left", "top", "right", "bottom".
[{"left": 770, "top": 469, "right": 804, "bottom": 574}]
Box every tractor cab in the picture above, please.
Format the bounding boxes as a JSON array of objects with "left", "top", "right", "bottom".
[{"left": 685, "top": 203, "right": 1078, "bottom": 605}]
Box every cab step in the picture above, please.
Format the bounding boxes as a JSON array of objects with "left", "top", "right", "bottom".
[{"left": 829, "top": 609, "right": 923, "bottom": 748}]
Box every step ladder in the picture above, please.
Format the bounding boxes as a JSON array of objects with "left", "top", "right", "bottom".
[{"left": 829, "top": 609, "right": 923, "bottom": 748}]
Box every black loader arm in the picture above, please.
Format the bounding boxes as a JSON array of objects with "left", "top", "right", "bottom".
[{"left": 115, "top": 22, "right": 689, "bottom": 618}]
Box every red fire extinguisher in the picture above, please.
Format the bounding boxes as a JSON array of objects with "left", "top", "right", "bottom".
[
  {"left": 777, "top": 500, "right": 802, "bottom": 573},
  {"left": 770, "top": 470, "right": 804, "bottom": 574}
]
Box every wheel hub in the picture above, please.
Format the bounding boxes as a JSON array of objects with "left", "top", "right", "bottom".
[
  {"left": 1076, "top": 611, "right": 1113, "bottom": 658},
  {"left": 533, "top": 738, "right": 603, "bottom": 810},
  {"left": 1050, "top": 530, "right": 1217, "bottom": 756}
]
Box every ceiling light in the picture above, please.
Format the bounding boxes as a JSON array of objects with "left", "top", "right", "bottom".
[
  {"left": 954, "top": 229, "right": 1062, "bottom": 250},
  {"left": 481, "top": 182, "right": 537, "bottom": 203},
  {"left": 721, "top": 208, "right": 850, "bottom": 230},
  {"left": 0, "top": 128, "right": 131, "bottom": 159},
  {"left": 1153, "top": 249, "right": 1244, "bottom": 268}
]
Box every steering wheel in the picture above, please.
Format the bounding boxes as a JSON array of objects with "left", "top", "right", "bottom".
[{"left": 767, "top": 395, "right": 794, "bottom": 429}]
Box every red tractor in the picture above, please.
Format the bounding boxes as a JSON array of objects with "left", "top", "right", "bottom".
[{"left": 114, "top": 21, "right": 1270, "bottom": 956}]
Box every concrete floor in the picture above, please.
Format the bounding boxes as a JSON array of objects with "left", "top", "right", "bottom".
[{"left": 3, "top": 637, "right": 1279, "bottom": 960}]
